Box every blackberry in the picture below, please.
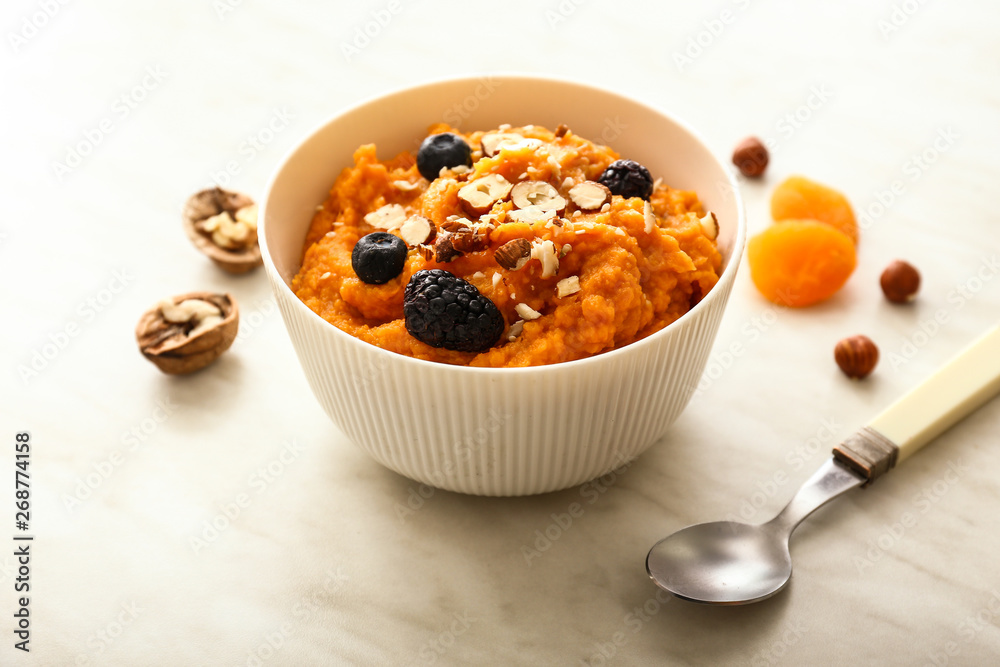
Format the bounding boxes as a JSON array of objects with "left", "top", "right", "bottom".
[
  {"left": 403, "top": 269, "right": 504, "bottom": 353},
  {"left": 597, "top": 159, "right": 654, "bottom": 200},
  {"left": 351, "top": 232, "right": 407, "bottom": 284},
  {"left": 416, "top": 133, "right": 472, "bottom": 181}
]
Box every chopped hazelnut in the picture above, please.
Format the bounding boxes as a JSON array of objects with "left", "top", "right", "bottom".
[
  {"left": 494, "top": 238, "right": 532, "bottom": 271},
  {"left": 511, "top": 181, "right": 567, "bottom": 214},
  {"left": 568, "top": 181, "right": 612, "bottom": 211},
  {"left": 458, "top": 174, "right": 513, "bottom": 216}
]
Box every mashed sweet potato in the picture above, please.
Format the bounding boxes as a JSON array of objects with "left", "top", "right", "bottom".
[{"left": 292, "top": 123, "right": 721, "bottom": 367}]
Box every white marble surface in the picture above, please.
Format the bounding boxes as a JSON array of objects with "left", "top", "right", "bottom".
[{"left": 3, "top": 0, "right": 1000, "bottom": 664}]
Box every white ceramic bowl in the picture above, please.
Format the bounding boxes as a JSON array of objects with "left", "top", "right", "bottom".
[{"left": 260, "top": 75, "right": 746, "bottom": 496}]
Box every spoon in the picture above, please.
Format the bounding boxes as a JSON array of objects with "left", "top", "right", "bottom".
[{"left": 647, "top": 325, "right": 1000, "bottom": 605}]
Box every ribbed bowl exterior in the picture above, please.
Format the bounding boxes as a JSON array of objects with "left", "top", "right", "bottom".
[{"left": 260, "top": 75, "right": 746, "bottom": 496}]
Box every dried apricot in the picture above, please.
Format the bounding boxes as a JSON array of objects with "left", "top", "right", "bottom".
[
  {"left": 771, "top": 176, "right": 858, "bottom": 245},
  {"left": 747, "top": 219, "right": 856, "bottom": 307}
]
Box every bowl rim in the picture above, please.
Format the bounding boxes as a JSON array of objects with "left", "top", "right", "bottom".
[{"left": 259, "top": 73, "right": 747, "bottom": 376}]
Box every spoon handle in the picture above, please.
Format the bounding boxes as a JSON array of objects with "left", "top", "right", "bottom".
[{"left": 835, "top": 325, "right": 1000, "bottom": 483}]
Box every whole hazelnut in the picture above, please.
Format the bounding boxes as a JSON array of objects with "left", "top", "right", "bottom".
[
  {"left": 880, "top": 260, "right": 920, "bottom": 303},
  {"left": 834, "top": 335, "right": 879, "bottom": 380},
  {"left": 732, "top": 137, "right": 769, "bottom": 178}
]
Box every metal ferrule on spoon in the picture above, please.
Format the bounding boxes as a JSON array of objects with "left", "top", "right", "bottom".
[{"left": 647, "top": 324, "right": 1000, "bottom": 605}]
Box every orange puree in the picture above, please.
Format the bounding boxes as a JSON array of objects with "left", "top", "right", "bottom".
[{"left": 292, "top": 124, "right": 721, "bottom": 367}]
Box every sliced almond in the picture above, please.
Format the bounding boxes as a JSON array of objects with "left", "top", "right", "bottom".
[
  {"left": 364, "top": 203, "right": 407, "bottom": 231},
  {"left": 515, "top": 303, "right": 542, "bottom": 321},
  {"left": 494, "top": 238, "right": 532, "bottom": 271},
  {"left": 699, "top": 211, "right": 719, "bottom": 240},
  {"left": 507, "top": 205, "right": 557, "bottom": 224},
  {"left": 568, "top": 181, "right": 612, "bottom": 211},
  {"left": 399, "top": 215, "right": 435, "bottom": 247},
  {"left": 511, "top": 181, "right": 567, "bottom": 214},
  {"left": 530, "top": 239, "right": 559, "bottom": 278},
  {"left": 457, "top": 174, "right": 513, "bottom": 216},
  {"left": 556, "top": 275, "right": 581, "bottom": 298},
  {"left": 643, "top": 200, "right": 655, "bottom": 234}
]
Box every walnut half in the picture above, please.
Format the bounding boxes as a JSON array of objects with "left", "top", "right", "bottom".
[
  {"left": 135, "top": 292, "right": 239, "bottom": 374},
  {"left": 183, "top": 187, "right": 262, "bottom": 274}
]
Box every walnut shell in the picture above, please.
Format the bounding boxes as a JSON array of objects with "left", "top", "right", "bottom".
[
  {"left": 136, "top": 292, "right": 239, "bottom": 375},
  {"left": 182, "top": 187, "right": 262, "bottom": 274}
]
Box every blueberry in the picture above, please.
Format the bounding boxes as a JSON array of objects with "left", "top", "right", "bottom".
[
  {"left": 416, "top": 133, "right": 472, "bottom": 181},
  {"left": 597, "top": 159, "right": 654, "bottom": 200},
  {"left": 403, "top": 269, "right": 504, "bottom": 353},
  {"left": 351, "top": 232, "right": 407, "bottom": 284}
]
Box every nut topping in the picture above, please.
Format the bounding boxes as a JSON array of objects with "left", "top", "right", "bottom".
[
  {"left": 399, "top": 215, "right": 435, "bottom": 247},
  {"left": 481, "top": 134, "right": 543, "bottom": 157},
  {"left": 834, "top": 335, "right": 879, "bottom": 380},
  {"left": 732, "top": 136, "right": 769, "bottom": 178},
  {"left": 457, "top": 174, "right": 513, "bottom": 216},
  {"left": 451, "top": 226, "right": 490, "bottom": 253},
  {"left": 364, "top": 203, "right": 407, "bottom": 231},
  {"left": 136, "top": 292, "right": 239, "bottom": 375},
  {"left": 432, "top": 233, "right": 461, "bottom": 263},
  {"left": 182, "top": 187, "right": 262, "bottom": 274},
  {"left": 530, "top": 239, "right": 559, "bottom": 278},
  {"left": 643, "top": 201, "right": 655, "bottom": 234},
  {"left": 699, "top": 211, "right": 719, "bottom": 240},
  {"left": 568, "top": 181, "right": 612, "bottom": 210},
  {"left": 515, "top": 303, "right": 542, "bottom": 321},
  {"left": 511, "top": 181, "right": 567, "bottom": 213},
  {"left": 880, "top": 260, "right": 920, "bottom": 303},
  {"left": 554, "top": 123, "right": 570, "bottom": 138},
  {"left": 494, "top": 238, "right": 532, "bottom": 271},
  {"left": 556, "top": 275, "right": 581, "bottom": 298},
  {"left": 507, "top": 206, "right": 557, "bottom": 224}
]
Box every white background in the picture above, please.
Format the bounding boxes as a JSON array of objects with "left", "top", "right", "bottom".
[{"left": 3, "top": 0, "right": 1000, "bottom": 664}]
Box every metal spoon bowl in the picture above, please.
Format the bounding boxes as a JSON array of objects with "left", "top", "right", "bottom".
[{"left": 647, "top": 325, "right": 1000, "bottom": 605}]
